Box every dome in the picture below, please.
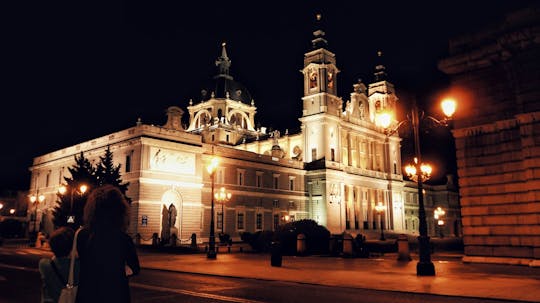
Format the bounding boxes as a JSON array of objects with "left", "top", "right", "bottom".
[
  {"left": 197, "top": 42, "right": 253, "bottom": 104},
  {"left": 199, "top": 75, "right": 253, "bottom": 104}
]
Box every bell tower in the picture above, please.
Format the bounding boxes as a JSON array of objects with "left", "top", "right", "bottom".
[
  {"left": 368, "top": 51, "right": 398, "bottom": 123},
  {"left": 300, "top": 14, "right": 342, "bottom": 163},
  {"left": 301, "top": 13, "right": 341, "bottom": 118}
]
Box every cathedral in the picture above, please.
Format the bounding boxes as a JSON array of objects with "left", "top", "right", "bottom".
[{"left": 28, "top": 18, "right": 460, "bottom": 244}]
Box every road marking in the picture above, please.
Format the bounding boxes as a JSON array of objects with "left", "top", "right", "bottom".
[
  {"left": 0, "top": 263, "right": 39, "bottom": 272},
  {"left": 131, "top": 282, "right": 266, "bottom": 303}
]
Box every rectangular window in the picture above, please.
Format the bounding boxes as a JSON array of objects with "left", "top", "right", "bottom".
[
  {"left": 256, "top": 213, "right": 262, "bottom": 230},
  {"left": 289, "top": 178, "right": 294, "bottom": 191},
  {"left": 217, "top": 211, "right": 223, "bottom": 230},
  {"left": 273, "top": 175, "right": 279, "bottom": 189},
  {"left": 237, "top": 213, "right": 245, "bottom": 230},
  {"left": 256, "top": 173, "right": 263, "bottom": 188},
  {"left": 273, "top": 214, "right": 279, "bottom": 230},
  {"left": 125, "top": 154, "right": 132, "bottom": 173},
  {"left": 45, "top": 171, "right": 50, "bottom": 187},
  {"left": 237, "top": 169, "right": 245, "bottom": 186},
  {"left": 272, "top": 200, "right": 280, "bottom": 208},
  {"left": 312, "top": 148, "right": 317, "bottom": 160},
  {"left": 217, "top": 169, "right": 224, "bottom": 184},
  {"left": 58, "top": 167, "right": 64, "bottom": 184}
]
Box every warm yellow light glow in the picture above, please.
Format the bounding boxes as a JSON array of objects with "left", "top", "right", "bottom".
[
  {"left": 58, "top": 186, "right": 67, "bottom": 195},
  {"left": 420, "top": 163, "right": 432, "bottom": 176},
  {"left": 405, "top": 164, "right": 416, "bottom": 176},
  {"left": 375, "top": 111, "right": 393, "bottom": 129},
  {"left": 375, "top": 202, "right": 385, "bottom": 213},
  {"left": 441, "top": 98, "right": 457, "bottom": 118},
  {"left": 405, "top": 158, "right": 433, "bottom": 183},
  {"left": 0, "top": 203, "right": 3, "bottom": 210},
  {"left": 9, "top": 208, "right": 15, "bottom": 215},
  {"left": 30, "top": 194, "right": 45, "bottom": 204},
  {"left": 79, "top": 184, "right": 88, "bottom": 194},
  {"left": 214, "top": 187, "right": 232, "bottom": 203},
  {"left": 206, "top": 157, "right": 219, "bottom": 175}
]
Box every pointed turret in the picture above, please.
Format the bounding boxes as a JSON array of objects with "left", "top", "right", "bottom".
[
  {"left": 311, "top": 13, "right": 328, "bottom": 49},
  {"left": 368, "top": 50, "right": 398, "bottom": 124},
  {"left": 215, "top": 42, "right": 232, "bottom": 80},
  {"left": 373, "top": 50, "right": 388, "bottom": 82}
]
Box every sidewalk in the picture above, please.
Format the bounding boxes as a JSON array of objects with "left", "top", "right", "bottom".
[{"left": 138, "top": 249, "right": 540, "bottom": 303}]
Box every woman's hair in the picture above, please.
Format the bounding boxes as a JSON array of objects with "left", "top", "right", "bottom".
[
  {"left": 49, "top": 226, "right": 75, "bottom": 258},
  {"left": 83, "top": 184, "right": 129, "bottom": 232}
]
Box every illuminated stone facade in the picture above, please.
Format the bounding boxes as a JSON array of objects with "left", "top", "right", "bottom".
[
  {"left": 28, "top": 23, "right": 460, "bottom": 244},
  {"left": 438, "top": 7, "right": 540, "bottom": 264}
]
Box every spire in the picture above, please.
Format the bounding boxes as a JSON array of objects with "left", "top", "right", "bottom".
[
  {"left": 312, "top": 13, "right": 328, "bottom": 49},
  {"left": 215, "top": 42, "right": 232, "bottom": 79},
  {"left": 374, "top": 50, "right": 387, "bottom": 82}
]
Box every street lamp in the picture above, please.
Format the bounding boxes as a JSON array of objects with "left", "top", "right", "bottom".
[
  {"left": 29, "top": 192, "right": 45, "bottom": 240},
  {"left": 376, "top": 97, "right": 456, "bottom": 276},
  {"left": 214, "top": 187, "right": 232, "bottom": 235},
  {"left": 206, "top": 157, "right": 219, "bottom": 259},
  {"left": 434, "top": 206, "right": 446, "bottom": 238},
  {"left": 58, "top": 184, "right": 88, "bottom": 226},
  {"left": 374, "top": 202, "right": 386, "bottom": 241}
]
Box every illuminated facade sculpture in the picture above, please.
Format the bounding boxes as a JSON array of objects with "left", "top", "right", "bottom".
[{"left": 28, "top": 20, "right": 459, "bottom": 243}]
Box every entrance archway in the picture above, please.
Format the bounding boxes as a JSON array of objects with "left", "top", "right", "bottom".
[{"left": 160, "top": 190, "right": 182, "bottom": 244}]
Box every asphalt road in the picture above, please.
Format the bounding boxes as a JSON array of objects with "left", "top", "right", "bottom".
[{"left": 0, "top": 249, "right": 525, "bottom": 303}]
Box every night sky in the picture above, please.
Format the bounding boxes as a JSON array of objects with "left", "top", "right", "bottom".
[{"left": 2, "top": 1, "right": 536, "bottom": 192}]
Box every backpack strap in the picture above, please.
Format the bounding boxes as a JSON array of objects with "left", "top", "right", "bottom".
[{"left": 50, "top": 259, "right": 67, "bottom": 286}]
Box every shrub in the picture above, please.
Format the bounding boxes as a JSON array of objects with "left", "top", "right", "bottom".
[
  {"left": 0, "top": 219, "right": 24, "bottom": 238},
  {"left": 241, "top": 230, "right": 274, "bottom": 252},
  {"left": 275, "top": 219, "right": 330, "bottom": 255}
]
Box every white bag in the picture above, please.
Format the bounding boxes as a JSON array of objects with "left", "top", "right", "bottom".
[{"left": 58, "top": 228, "right": 81, "bottom": 303}]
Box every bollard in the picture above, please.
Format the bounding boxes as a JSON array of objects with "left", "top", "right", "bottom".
[
  {"left": 342, "top": 233, "right": 353, "bottom": 257},
  {"left": 170, "top": 234, "right": 177, "bottom": 247},
  {"left": 296, "top": 233, "right": 306, "bottom": 256},
  {"left": 329, "top": 236, "right": 338, "bottom": 256},
  {"left": 190, "top": 233, "right": 197, "bottom": 249},
  {"left": 151, "top": 233, "right": 159, "bottom": 247},
  {"left": 270, "top": 241, "right": 282, "bottom": 267},
  {"left": 397, "top": 234, "right": 412, "bottom": 261}
]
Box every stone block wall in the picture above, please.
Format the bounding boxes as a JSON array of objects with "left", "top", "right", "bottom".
[{"left": 438, "top": 7, "right": 540, "bottom": 264}]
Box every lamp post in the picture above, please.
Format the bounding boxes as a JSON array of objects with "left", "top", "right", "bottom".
[
  {"left": 58, "top": 184, "right": 88, "bottom": 226},
  {"left": 376, "top": 97, "right": 456, "bottom": 276},
  {"left": 215, "top": 187, "right": 232, "bottom": 235},
  {"left": 434, "top": 206, "right": 446, "bottom": 238},
  {"left": 374, "top": 202, "right": 386, "bottom": 241},
  {"left": 206, "top": 157, "right": 219, "bottom": 259},
  {"left": 29, "top": 191, "right": 45, "bottom": 241}
]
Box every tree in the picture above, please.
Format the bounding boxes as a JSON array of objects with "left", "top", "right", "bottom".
[
  {"left": 52, "top": 147, "right": 131, "bottom": 229},
  {"left": 52, "top": 152, "right": 97, "bottom": 228},
  {"left": 95, "top": 145, "right": 131, "bottom": 203}
]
